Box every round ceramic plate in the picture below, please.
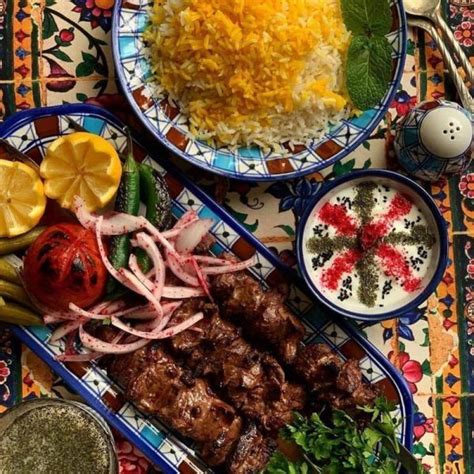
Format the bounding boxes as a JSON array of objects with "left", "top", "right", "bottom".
[
  {"left": 297, "top": 170, "right": 448, "bottom": 321},
  {"left": 113, "top": 0, "right": 407, "bottom": 181}
]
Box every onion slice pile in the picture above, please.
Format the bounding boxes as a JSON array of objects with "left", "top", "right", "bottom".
[{"left": 43, "top": 195, "right": 257, "bottom": 360}]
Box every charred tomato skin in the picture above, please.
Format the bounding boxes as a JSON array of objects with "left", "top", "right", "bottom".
[{"left": 23, "top": 223, "right": 107, "bottom": 311}]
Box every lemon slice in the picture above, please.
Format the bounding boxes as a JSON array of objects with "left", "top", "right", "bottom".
[
  {"left": 40, "top": 132, "right": 122, "bottom": 211},
  {"left": 0, "top": 159, "right": 47, "bottom": 238}
]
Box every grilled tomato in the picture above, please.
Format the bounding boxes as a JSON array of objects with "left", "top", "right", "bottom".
[{"left": 23, "top": 224, "right": 107, "bottom": 310}]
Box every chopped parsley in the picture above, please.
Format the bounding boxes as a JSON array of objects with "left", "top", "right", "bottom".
[{"left": 264, "top": 397, "right": 425, "bottom": 473}]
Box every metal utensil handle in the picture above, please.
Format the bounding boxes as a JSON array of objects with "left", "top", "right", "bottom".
[
  {"left": 433, "top": 8, "right": 474, "bottom": 85},
  {"left": 408, "top": 17, "right": 474, "bottom": 113}
]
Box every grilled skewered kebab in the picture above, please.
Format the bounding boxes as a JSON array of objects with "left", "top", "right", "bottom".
[
  {"left": 167, "top": 298, "right": 306, "bottom": 434},
  {"left": 105, "top": 340, "right": 242, "bottom": 466},
  {"left": 211, "top": 271, "right": 305, "bottom": 365},
  {"left": 103, "top": 333, "right": 274, "bottom": 472},
  {"left": 211, "top": 272, "right": 377, "bottom": 412}
]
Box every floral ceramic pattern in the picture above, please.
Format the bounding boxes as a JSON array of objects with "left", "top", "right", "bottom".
[{"left": 0, "top": 0, "right": 472, "bottom": 473}]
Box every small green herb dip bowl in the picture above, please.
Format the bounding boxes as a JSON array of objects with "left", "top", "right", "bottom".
[{"left": 0, "top": 398, "right": 118, "bottom": 474}]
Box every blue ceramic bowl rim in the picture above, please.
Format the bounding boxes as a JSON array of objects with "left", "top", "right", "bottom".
[
  {"left": 111, "top": 0, "right": 408, "bottom": 181},
  {"left": 296, "top": 169, "right": 449, "bottom": 321}
]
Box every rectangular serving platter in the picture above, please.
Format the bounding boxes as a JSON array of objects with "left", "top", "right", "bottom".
[{"left": 0, "top": 104, "right": 413, "bottom": 473}]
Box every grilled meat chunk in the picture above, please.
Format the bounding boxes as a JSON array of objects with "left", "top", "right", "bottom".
[
  {"left": 106, "top": 342, "right": 242, "bottom": 466},
  {"left": 211, "top": 272, "right": 305, "bottom": 364},
  {"left": 293, "top": 344, "right": 343, "bottom": 391},
  {"left": 212, "top": 273, "right": 377, "bottom": 416},
  {"left": 334, "top": 359, "right": 378, "bottom": 409},
  {"left": 227, "top": 423, "right": 276, "bottom": 474},
  {"left": 293, "top": 345, "right": 377, "bottom": 415},
  {"left": 168, "top": 299, "right": 306, "bottom": 434}
]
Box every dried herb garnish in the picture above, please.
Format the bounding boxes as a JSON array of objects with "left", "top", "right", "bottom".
[
  {"left": 384, "top": 225, "right": 436, "bottom": 247},
  {"left": 307, "top": 235, "right": 356, "bottom": 254},
  {"left": 356, "top": 253, "right": 378, "bottom": 307},
  {"left": 353, "top": 182, "right": 377, "bottom": 225}
]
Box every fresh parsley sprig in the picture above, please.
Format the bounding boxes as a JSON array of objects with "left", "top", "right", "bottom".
[
  {"left": 341, "top": 0, "right": 393, "bottom": 110},
  {"left": 264, "top": 397, "right": 423, "bottom": 474}
]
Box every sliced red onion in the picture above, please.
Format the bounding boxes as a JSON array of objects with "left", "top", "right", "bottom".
[
  {"left": 74, "top": 196, "right": 148, "bottom": 235},
  {"left": 128, "top": 254, "right": 155, "bottom": 292},
  {"left": 119, "top": 267, "right": 164, "bottom": 319},
  {"left": 175, "top": 210, "right": 199, "bottom": 229},
  {"left": 162, "top": 286, "right": 205, "bottom": 298},
  {"left": 44, "top": 314, "right": 67, "bottom": 325},
  {"left": 190, "top": 256, "right": 212, "bottom": 300},
  {"left": 166, "top": 249, "right": 200, "bottom": 287},
  {"left": 110, "top": 316, "right": 160, "bottom": 339},
  {"left": 89, "top": 301, "right": 110, "bottom": 314},
  {"left": 68, "top": 303, "right": 148, "bottom": 321},
  {"left": 201, "top": 256, "right": 256, "bottom": 275},
  {"left": 111, "top": 311, "right": 203, "bottom": 339},
  {"left": 72, "top": 195, "right": 98, "bottom": 230},
  {"left": 95, "top": 217, "right": 138, "bottom": 292},
  {"left": 49, "top": 319, "right": 84, "bottom": 342},
  {"left": 94, "top": 300, "right": 128, "bottom": 315},
  {"left": 175, "top": 218, "right": 214, "bottom": 254},
  {"left": 161, "top": 216, "right": 201, "bottom": 241},
  {"left": 135, "top": 302, "right": 182, "bottom": 331},
  {"left": 56, "top": 352, "right": 103, "bottom": 362},
  {"left": 79, "top": 326, "right": 151, "bottom": 354},
  {"left": 193, "top": 255, "right": 232, "bottom": 266},
  {"left": 154, "top": 312, "right": 204, "bottom": 339},
  {"left": 43, "top": 312, "right": 77, "bottom": 323},
  {"left": 143, "top": 223, "right": 177, "bottom": 255},
  {"left": 135, "top": 232, "right": 165, "bottom": 299},
  {"left": 120, "top": 305, "right": 156, "bottom": 320}
]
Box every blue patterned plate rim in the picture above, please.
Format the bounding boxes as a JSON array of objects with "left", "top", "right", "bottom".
[
  {"left": 0, "top": 104, "right": 414, "bottom": 472},
  {"left": 111, "top": 0, "right": 408, "bottom": 181},
  {"left": 296, "top": 169, "right": 449, "bottom": 321}
]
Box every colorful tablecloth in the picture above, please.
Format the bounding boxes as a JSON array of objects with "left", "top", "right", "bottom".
[{"left": 0, "top": 1, "right": 473, "bottom": 472}]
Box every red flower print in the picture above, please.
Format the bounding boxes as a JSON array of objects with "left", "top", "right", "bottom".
[
  {"left": 459, "top": 173, "right": 474, "bottom": 198},
  {"left": 390, "top": 351, "right": 423, "bottom": 394},
  {"left": 454, "top": 21, "right": 473, "bottom": 48},
  {"left": 45, "top": 58, "right": 76, "bottom": 92},
  {"left": 59, "top": 28, "right": 75, "bottom": 44},
  {"left": 413, "top": 412, "right": 433, "bottom": 441},
  {"left": 116, "top": 439, "right": 150, "bottom": 474},
  {"left": 391, "top": 90, "right": 417, "bottom": 116},
  {"left": 460, "top": 6, "right": 474, "bottom": 21},
  {"left": 0, "top": 359, "right": 11, "bottom": 385},
  {"left": 72, "top": 0, "right": 114, "bottom": 32}
]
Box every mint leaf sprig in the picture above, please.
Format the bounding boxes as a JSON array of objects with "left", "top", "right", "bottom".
[{"left": 341, "top": 0, "right": 393, "bottom": 110}]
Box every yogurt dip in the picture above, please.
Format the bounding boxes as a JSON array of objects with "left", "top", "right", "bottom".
[{"left": 302, "top": 179, "right": 439, "bottom": 316}]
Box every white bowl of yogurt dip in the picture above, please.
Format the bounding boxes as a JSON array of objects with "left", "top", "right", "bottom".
[{"left": 297, "top": 170, "right": 448, "bottom": 321}]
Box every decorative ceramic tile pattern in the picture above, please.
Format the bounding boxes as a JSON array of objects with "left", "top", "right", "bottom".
[{"left": 0, "top": 1, "right": 472, "bottom": 473}]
